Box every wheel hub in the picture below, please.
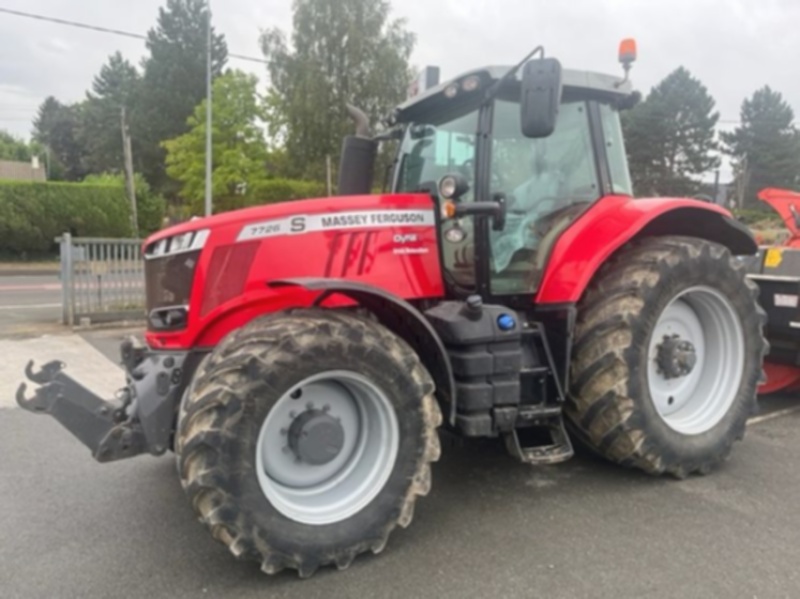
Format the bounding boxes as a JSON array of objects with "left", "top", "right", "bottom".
[
  {"left": 287, "top": 409, "right": 345, "bottom": 465},
  {"left": 656, "top": 334, "right": 697, "bottom": 379}
]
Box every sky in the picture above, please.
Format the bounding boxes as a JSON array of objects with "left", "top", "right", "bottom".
[{"left": 0, "top": 0, "right": 798, "bottom": 181}]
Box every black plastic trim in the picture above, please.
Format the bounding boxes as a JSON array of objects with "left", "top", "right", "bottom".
[{"left": 587, "top": 101, "right": 613, "bottom": 196}]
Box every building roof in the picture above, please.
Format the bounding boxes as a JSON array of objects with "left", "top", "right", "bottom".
[{"left": 0, "top": 159, "right": 46, "bottom": 182}]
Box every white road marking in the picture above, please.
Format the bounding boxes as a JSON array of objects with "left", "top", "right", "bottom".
[
  {"left": 747, "top": 405, "right": 800, "bottom": 426},
  {"left": 0, "top": 303, "right": 61, "bottom": 310},
  {"left": 0, "top": 334, "right": 122, "bottom": 409}
]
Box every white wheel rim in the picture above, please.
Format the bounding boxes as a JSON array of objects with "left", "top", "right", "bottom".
[
  {"left": 255, "top": 371, "right": 399, "bottom": 525},
  {"left": 647, "top": 285, "right": 745, "bottom": 435}
]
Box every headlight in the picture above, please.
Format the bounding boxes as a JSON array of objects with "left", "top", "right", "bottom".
[
  {"left": 438, "top": 174, "right": 469, "bottom": 200},
  {"left": 151, "top": 238, "right": 167, "bottom": 257},
  {"left": 439, "top": 175, "right": 458, "bottom": 199},
  {"left": 170, "top": 232, "right": 194, "bottom": 253},
  {"left": 462, "top": 75, "right": 481, "bottom": 92},
  {"left": 145, "top": 229, "right": 210, "bottom": 259}
]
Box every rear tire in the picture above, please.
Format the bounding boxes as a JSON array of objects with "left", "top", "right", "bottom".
[
  {"left": 175, "top": 309, "right": 442, "bottom": 577},
  {"left": 566, "top": 236, "right": 766, "bottom": 477}
]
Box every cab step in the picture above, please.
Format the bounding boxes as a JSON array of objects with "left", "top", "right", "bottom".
[{"left": 503, "top": 406, "right": 574, "bottom": 465}]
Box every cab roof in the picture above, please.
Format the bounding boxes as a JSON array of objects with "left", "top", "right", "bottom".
[{"left": 391, "top": 65, "right": 635, "bottom": 125}]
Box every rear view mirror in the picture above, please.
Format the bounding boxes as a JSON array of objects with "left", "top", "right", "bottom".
[{"left": 520, "top": 58, "right": 563, "bottom": 138}]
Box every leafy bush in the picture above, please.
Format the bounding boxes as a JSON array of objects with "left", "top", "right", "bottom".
[
  {"left": 0, "top": 181, "right": 133, "bottom": 257},
  {"left": 732, "top": 207, "right": 782, "bottom": 226},
  {"left": 201, "top": 178, "right": 327, "bottom": 214},
  {"left": 82, "top": 173, "right": 166, "bottom": 235}
]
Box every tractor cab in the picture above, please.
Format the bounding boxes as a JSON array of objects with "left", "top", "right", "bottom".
[{"left": 391, "top": 62, "right": 638, "bottom": 299}]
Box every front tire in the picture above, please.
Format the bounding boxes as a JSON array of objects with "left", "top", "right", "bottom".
[
  {"left": 567, "top": 237, "right": 766, "bottom": 477},
  {"left": 175, "top": 309, "right": 442, "bottom": 577}
]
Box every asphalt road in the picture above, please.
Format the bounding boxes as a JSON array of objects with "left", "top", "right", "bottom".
[
  {"left": 3, "top": 327, "right": 800, "bottom": 599},
  {"left": 0, "top": 275, "right": 62, "bottom": 336}
]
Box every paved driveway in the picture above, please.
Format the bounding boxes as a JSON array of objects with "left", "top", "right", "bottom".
[{"left": 2, "top": 329, "right": 799, "bottom": 598}]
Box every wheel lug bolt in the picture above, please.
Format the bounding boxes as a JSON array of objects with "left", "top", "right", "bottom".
[
  {"left": 280, "top": 428, "right": 287, "bottom": 436},
  {"left": 289, "top": 411, "right": 297, "bottom": 419},
  {"left": 282, "top": 446, "right": 290, "bottom": 454},
  {"left": 306, "top": 402, "right": 315, "bottom": 411},
  {"left": 322, "top": 404, "right": 331, "bottom": 412}
]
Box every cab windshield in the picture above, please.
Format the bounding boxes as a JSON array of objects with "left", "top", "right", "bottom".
[{"left": 395, "top": 94, "right": 631, "bottom": 295}]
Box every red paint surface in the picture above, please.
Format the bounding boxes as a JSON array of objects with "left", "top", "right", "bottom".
[
  {"left": 145, "top": 194, "right": 444, "bottom": 349},
  {"left": 535, "top": 195, "right": 732, "bottom": 304},
  {"left": 759, "top": 362, "right": 800, "bottom": 395},
  {"left": 757, "top": 188, "right": 800, "bottom": 247}
]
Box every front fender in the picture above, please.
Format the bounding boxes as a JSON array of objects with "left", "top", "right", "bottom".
[
  {"left": 270, "top": 278, "right": 457, "bottom": 425},
  {"left": 536, "top": 195, "right": 756, "bottom": 304}
]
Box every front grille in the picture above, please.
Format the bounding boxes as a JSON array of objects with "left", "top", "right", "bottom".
[
  {"left": 145, "top": 250, "right": 201, "bottom": 316},
  {"left": 200, "top": 242, "right": 259, "bottom": 316}
]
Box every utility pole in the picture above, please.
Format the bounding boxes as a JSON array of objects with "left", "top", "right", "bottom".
[
  {"left": 121, "top": 106, "right": 138, "bottom": 238},
  {"left": 326, "top": 155, "right": 332, "bottom": 196},
  {"left": 204, "top": 1, "right": 213, "bottom": 217}
]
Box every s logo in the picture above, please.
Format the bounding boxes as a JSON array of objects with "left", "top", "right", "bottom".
[{"left": 290, "top": 217, "right": 306, "bottom": 233}]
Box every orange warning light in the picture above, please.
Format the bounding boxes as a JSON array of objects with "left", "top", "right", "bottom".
[{"left": 619, "top": 38, "right": 637, "bottom": 65}]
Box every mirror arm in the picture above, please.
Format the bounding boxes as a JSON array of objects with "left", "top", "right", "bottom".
[{"left": 453, "top": 193, "right": 507, "bottom": 231}]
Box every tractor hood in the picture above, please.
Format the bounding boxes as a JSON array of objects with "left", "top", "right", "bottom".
[
  {"left": 143, "top": 193, "right": 439, "bottom": 255},
  {"left": 142, "top": 193, "right": 445, "bottom": 350},
  {"left": 145, "top": 194, "right": 417, "bottom": 246}
]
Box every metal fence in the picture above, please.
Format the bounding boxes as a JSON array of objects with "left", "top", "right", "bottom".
[{"left": 58, "top": 233, "right": 146, "bottom": 325}]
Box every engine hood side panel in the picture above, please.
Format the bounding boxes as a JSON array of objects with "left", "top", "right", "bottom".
[{"left": 145, "top": 194, "right": 445, "bottom": 349}]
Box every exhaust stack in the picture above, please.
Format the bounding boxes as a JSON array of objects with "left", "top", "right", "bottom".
[{"left": 337, "top": 104, "right": 378, "bottom": 196}]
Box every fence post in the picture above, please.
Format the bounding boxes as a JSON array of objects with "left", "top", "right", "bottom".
[{"left": 59, "top": 232, "right": 74, "bottom": 326}]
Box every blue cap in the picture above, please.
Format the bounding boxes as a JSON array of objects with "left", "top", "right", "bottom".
[{"left": 497, "top": 314, "right": 516, "bottom": 331}]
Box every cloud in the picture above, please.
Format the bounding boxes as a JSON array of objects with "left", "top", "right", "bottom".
[{"left": 0, "top": 0, "right": 796, "bottom": 173}]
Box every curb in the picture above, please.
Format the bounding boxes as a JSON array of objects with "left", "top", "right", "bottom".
[{"left": 0, "top": 269, "right": 60, "bottom": 277}]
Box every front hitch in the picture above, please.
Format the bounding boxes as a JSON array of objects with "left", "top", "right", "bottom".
[
  {"left": 17, "top": 344, "right": 188, "bottom": 463},
  {"left": 17, "top": 360, "right": 143, "bottom": 462}
]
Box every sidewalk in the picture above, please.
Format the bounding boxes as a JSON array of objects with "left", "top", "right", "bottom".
[{"left": 0, "top": 333, "right": 122, "bottom": 409}]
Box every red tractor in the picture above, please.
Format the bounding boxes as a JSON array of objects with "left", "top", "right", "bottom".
[{"left": 18, "top": 43, "right": 766, "bottom": 577}]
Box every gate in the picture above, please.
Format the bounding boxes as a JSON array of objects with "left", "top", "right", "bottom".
[{"left": 58, "top": 233, "right": 146, "bottom": 325}]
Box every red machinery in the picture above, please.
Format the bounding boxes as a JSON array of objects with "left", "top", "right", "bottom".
[
  {"left": 16, "top": 43, "right": 767, "bottom": 577},
  {"left": 749, "top": 188, "right": 800, "bottom": 394}
]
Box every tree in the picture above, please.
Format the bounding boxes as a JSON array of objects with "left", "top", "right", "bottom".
[
  {"left": 163, "top": 70, "right": 270, "bottom": 214},
  {"left": 722, "top": 86, "right": 800, "bottom": 209},
  {"left": 261, "top": 0, "right": 414, "bottom": 181},
  {"left": 81, "top": 52, "right": 142, "bottom": 175},
  {"left": 0, "top": 131, "right": 39, "bottom": 162},
  {"left": 33, "top": 97, "right": 87, "bottom": 181},
  {"left": 135, "top": 0, "right": 228, "bottom": 195},
  {"left": 622, "top": 67, "right": 720, "bottom": 197}
]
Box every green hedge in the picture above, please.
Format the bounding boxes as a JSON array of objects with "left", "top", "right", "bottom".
[
  {"left": 0, "top": 181, "right": 135, "bottom": 256},
  {"left": 201, "top": 179, "right": 327, "bottom": 214},
  {"left": 732, "top": 207, "right": 782, "bottom": 226},
  {"left": 82, "top": 173, "right": 165, "bottom": 236}
]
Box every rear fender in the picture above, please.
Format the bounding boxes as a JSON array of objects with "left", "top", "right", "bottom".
[
  {"left": 536, "top": 195, "right": 757, "bottom": 304},
  {"left": 270, "top": 278, "right": 457, "bottom": 425}
]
